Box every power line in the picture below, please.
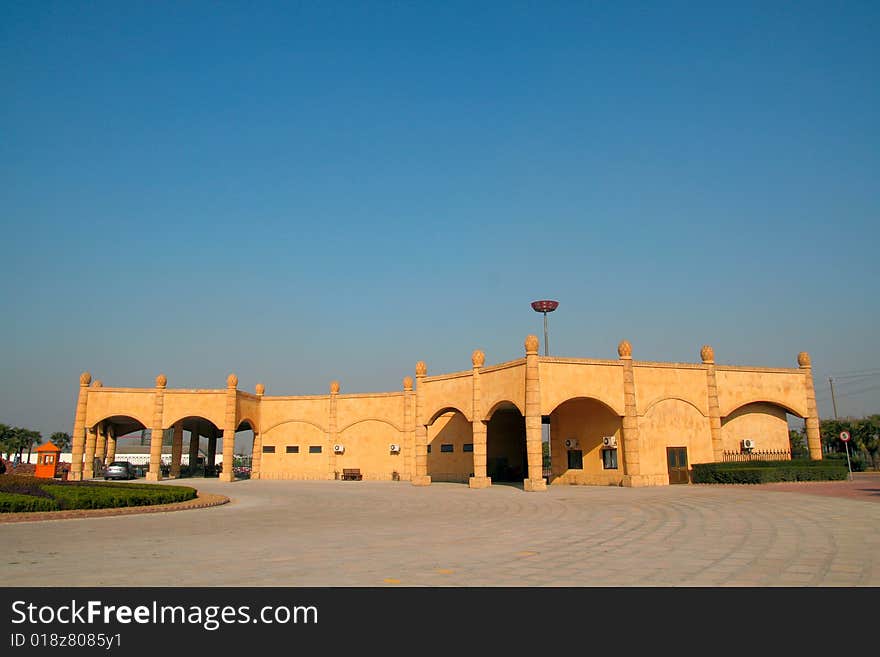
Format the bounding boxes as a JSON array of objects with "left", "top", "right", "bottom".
[
  {"left": 826, "top": 367, "right": 880, "bottom": 379},
  {"left": 834, "top": 373, "right": 880, "bottom": 385}
]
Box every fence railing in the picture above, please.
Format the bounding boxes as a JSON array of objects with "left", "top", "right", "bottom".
[{"left": 722, "top": 449, "right": 791, "bottom": 462}]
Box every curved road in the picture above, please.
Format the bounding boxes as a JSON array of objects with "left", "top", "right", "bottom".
[{"left": 5, "top": 478, "right": 879, "bottom": 586}]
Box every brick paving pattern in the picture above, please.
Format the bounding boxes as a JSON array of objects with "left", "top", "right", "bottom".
[{"left": 4, "top": 478, "right": 878, "bottom": 586}]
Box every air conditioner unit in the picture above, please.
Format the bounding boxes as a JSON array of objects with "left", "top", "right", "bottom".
[
  {"left": 333, "top": 444, "right": 345, "bottom": 454},
  {"left": 602, "top": 435, "right": 617, "bottom": 448},
  {"left": 389, "top": 444, "right": 401, "bottom": 453},
  {"left": 742, "top": 439, "right": 755, "bottom": 450},
  {"left": 564, "top": 438, "right": 580, "bottom": 449}
]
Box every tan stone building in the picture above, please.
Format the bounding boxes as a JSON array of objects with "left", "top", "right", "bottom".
[{"left": 69, "top": 337, "right": 822, "bottom": 489}]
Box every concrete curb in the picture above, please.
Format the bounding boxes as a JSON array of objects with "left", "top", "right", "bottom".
[{"left": 0, "top": 491, "right": 230, "bottom": 524}]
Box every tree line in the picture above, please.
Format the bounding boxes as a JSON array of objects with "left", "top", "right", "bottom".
[
  {"left": 0, "top": 424, "right": 71, "bottom": 463},
  {"left": 790, "top": 414, "right": 880, "bottom": 469}
]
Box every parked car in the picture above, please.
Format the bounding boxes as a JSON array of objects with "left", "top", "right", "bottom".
[{"left": 104, "top": 461, "right": 136, "bottom": 480}]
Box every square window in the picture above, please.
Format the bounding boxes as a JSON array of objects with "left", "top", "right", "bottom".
[
  {"left": 463, "top": 443, "right": 474, "bottom": 452},
  {"left": 262, "top": 445, "right": 275, "bottom": 454},
  {"left": 567, "top": 449, "right": 583, "bottom": 470},
  {"left": 603, "top": 448, "right": 618, "bottom": 470},
  {"left": 440, "top": 444, "right": 454, "bottom": 453},
  {"left": 286, "top": 445, "right": 299, "bottom": 454},
  {"left": 309, "top": 445, "right": 322, "bottom": 454}
]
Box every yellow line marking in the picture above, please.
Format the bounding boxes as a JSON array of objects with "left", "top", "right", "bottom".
[
  {"left": 435, "top": 569, "right": 455, "bottom": 574},
  {"left": 517, "top": 551, "right": 539, "bottom": 557},
  {"left": 383, "top": 578, "right": 401, "bottom": 584}
]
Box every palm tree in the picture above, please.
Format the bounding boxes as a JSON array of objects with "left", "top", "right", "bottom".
[
  {"left": 0, "top": 423, "right": 11, "bottom": 462},
  {"left": 25, "top": 429, "right": 43, "bottom": 463},
  {"left": 49, "top": 432, "right": 72, "bottom": 452}
]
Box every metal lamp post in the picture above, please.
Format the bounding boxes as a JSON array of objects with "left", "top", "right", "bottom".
[
  {"left": 531, "top": 300, "right": 559, "bottom": 482},
  {"left": 530, "top": 300, "right": 559, "bottom": 356}
]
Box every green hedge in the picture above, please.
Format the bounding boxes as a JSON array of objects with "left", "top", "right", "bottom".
[
  {"left": 42, "top": 484, "right": 196, "bottom": 510},
  {"left": 693, "top": 460, "right": 848, "bottom": 484},
  {"left": 0, "top": 475, "right": 197, "bottom": 513},
  {"left": 0, "top": 492, "right": 60, "bottom": 513}
]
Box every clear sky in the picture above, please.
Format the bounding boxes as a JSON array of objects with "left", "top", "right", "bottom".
[{"left": 2, "top": 1, "right": 878, "bottom": 437}]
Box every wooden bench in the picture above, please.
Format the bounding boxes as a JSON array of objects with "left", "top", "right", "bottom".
[{"left": 341, "top": 468, "right": 363, "bottom": 481}]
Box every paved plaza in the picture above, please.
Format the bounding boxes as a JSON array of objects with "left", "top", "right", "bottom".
[{"left": 5, "top": 478, "right": 879, "bottom": 586}]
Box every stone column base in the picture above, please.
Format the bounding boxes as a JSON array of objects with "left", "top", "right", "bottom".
[
  {"left": 68, "top": 472, "right": 83, "bottom": 482},
  {"left": 145, "top": 471, "right": 162, "bottom": 482},
  {"left": 468, "top": 476, "right": 491, "bottom": 489},
  {"left": 250, "top": 473, "right": 260, "bottom": 480},
  {"left": 219, "top": 471, "right": 234, "bottom": 482},
  {"left": 523, "top": 478, "right": 547, "bottom": 492},
  {"left": 411, "top": 475, "right": 431, "bottom": 486},
  {"left": 83, "top": 469, "right": 94, "bottom": 480}
]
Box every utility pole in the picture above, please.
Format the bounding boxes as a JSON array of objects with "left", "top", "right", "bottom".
[{"left": 829, "top": 377, "right": 839, "bottom": 420}]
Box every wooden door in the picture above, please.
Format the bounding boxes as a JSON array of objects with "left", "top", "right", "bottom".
[{"left": 666, "top": 447, "right": 689, "bottom": 484}]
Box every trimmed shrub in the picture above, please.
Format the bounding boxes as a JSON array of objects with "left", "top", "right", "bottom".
[
  {"left": 693, "top": 460, "right": 848, "bottom": 484},
  {"left": 0, "top": 492, "right": 59, "bottom": 512},
  {"left": 43, "top": 484, "right": 196, "bottom": 510},
  {"left": 0, "top": 474, "right": 197, "bottom": 512},
  {"left": 0, "top": 475, "right": 55, "bottom": 498},
  {"left": 824, "top": 453, "right": 865, "bottom": 472}
]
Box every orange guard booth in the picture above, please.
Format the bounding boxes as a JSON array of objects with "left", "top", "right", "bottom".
[{"left": 34, "top": 442, "right": 61, "bottom": 479}]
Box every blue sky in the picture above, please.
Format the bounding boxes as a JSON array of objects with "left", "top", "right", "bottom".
[{"left": 1, "top": 1, "right": 878, "bottom": 436}]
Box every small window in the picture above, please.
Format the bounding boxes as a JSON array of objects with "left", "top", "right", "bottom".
[
  {"left": 262, "top": 445, "right": 275, "bottom": 454},
  {"left": 286, "top": 445, "right": 299, "bottom": 454},
  {"left": 309, "top": 445, "right": 322, "bottom": 454},
  {"left": 603, "top": 448, "right": 618, "bottom": 470},
  {"left": 440, "top": 443, "right": 454, "bottom": 453},
  {"left": 463, "top": 443, "right": 474, "bottom": 452},
  {"left": 427, "top": 444, "right": 431, "bottom": 453},
  {"left": 567, "top": 449, "right": 583, "bottom": 470}
]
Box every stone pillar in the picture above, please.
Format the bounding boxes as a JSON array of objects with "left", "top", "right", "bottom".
[
  {"left": 95, "top": 422, "right": 107, "bottom": 466},
  {"left": 251, "top": 383, "right": 265, "bottom": 479},
  {"left": 220, "top": 373, "right": 238, "bottom": 481},
  {"left": 702, "top": 345, "right": 724, "bottom": 462},
  {"left": 82, "top": 425, "right": 98, "bottom": 479},
  {"left": 328, "top": 381, "right": 340, "bottom": 480},
  {"left": 188, "top": 428, "right": 200, "bottom": 475},
  {"left": 69, "top": 372, "right": 91, "bottom": 481},
  {"left": 799, "top": 352, "right": 823, "bottom": 460},
  {"left": 170, "top": 422, "right": 183, "bottom": 478},
  {"left": 469, "top": 349, "right": 490, "bottom": 488},
  {"left": 402, "top": 376, "right": 414, "bottom": 481},
  {"left": 523, "top": 335, "right": 546, "bottom": 491},
  {"left": 618, "top": 340, "right": 647, "bottom": 487},
  {"left": 146, "top": 374, "right": 167, "bottom": 481},
  {"left": 411, "top": 361, "right": 431, "bottom": 486},
  {"left": 106, "top": 427, "right": 117, "bottom": 464}
]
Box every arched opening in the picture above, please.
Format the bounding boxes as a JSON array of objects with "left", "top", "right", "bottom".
[
  {"left": 548, "top": 398, "right": 623, "bottom": 485},
  {"left": 234, "top": 419, "right": 256, "bottom": 479},
  {"left": 485, "top": 402, "right": 527, "bottom": 485},
  {"left": 721, "top": 402, "right": 802, "bottom": 461},
  {"left": 426, "top": 408, "right": 471, "bottom": 484},
  {"left": 88, "top": 415, "right": 149, "bottom": 478},
  {"left": 170, "top": 416, "right": 222, "bottom": 478}
]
